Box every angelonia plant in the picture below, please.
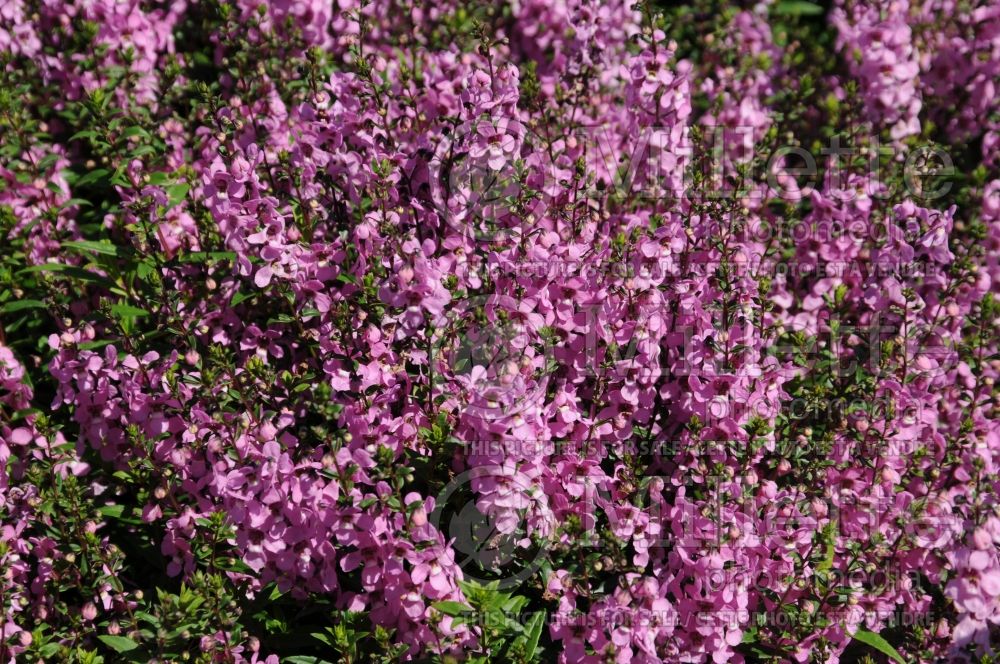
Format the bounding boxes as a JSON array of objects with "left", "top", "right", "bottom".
[{"left": 0, "top": 0, "right": 998, "bottom": 662}]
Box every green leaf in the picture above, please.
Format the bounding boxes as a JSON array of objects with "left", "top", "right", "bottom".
[
  {"left": 78, "top": 339, "right": 115, "bottom": 351},
  {"left": 62, "top": 240, "right": 120, "bottom": 256},
  {"left": 816, "top": 522, "right": 837, "bottom": 572},
  {"left": 177, "top": 251, "right": 235, "bottom": 263},
  {"left": 774, "top": 1, "right": 824, "bottom": 15},
  {"left": 146, "top": 172, "right": 172, "bottom": 185},
  {"left": 522, "top": 611, "right": 545, "bottom": 659},
  {"left": 134, "top": 611, "right": 160, "bottom": 626},
  {"left": 121, "top": 126, "right": 151, "bottom": 140},
  {"left": 852, "top": 629, "right": 905, "bottom": 664},
  {"left": 69, "top": 129, "right": 100, "bottom": 143},
  {"left": 0, "top": 299, "right": 46, "bottom": 314},
  {"left": 432, "top": 601, "right": 474, "bottom": 616},
  {"left": 39, "top": 154, "right": 62, "bottom": 173},
  {"left": 11, "top": 407, "right": 41, "bottom": 420},
  {"left": 129, "top": 145, "right": 157, "bottom": 159},
  {"left": 284, "top": 658, "right": 336, "bottom": 664},
  {"left": 21, "top": 263, "right": 113, "bottom": 288},
  {"left": 76, "top": 168, "right": 110, "bottom": 187},
  {"left": 165, "top": 183, "right": 190, "bottom": 208},
  {"left": 503, "top": 595, "right": 529, "bottom": 614},
  {"left": 38, "top": 643, "right": 61, "bottom": 658},
  {"left": 109, "top": 303, "right": 149, "bottom": 319},
  {"left": 59, "top": 198, "right": 95, "bottom": 210},
  {"left": 230, "top": 290, "right": 255, "bottom": 307},
  {"left": 110, "top": 169, "right": 131, "bottom": 187},
  {"left": 98, "top": 504, "right": 142, "bottom": 524},
  {"left": 99, "top": 504, "right": 125, "bottom": 519},
  {"left": 97, "top": 635, "right": 139, "bottom": 653}
]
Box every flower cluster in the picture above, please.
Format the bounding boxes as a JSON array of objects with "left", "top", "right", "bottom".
[{"left": 0, "top": 0, "right": 998, "bottom": 662}]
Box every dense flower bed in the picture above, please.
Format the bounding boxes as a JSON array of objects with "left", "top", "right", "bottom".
[{"left": 0, "top": 0, "right": 998, "bottom": 662}]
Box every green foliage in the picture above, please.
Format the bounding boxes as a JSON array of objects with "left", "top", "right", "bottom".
[{"left": 853, "top": 629, "right": 907, "bottom": 664}]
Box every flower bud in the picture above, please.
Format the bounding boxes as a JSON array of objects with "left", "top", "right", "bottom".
[
  {"left": 82, "top": 602, "right": 98, "bottom": 621},
  {"left": 410, "top": 504, "right": 428, "bottom": 528}
]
